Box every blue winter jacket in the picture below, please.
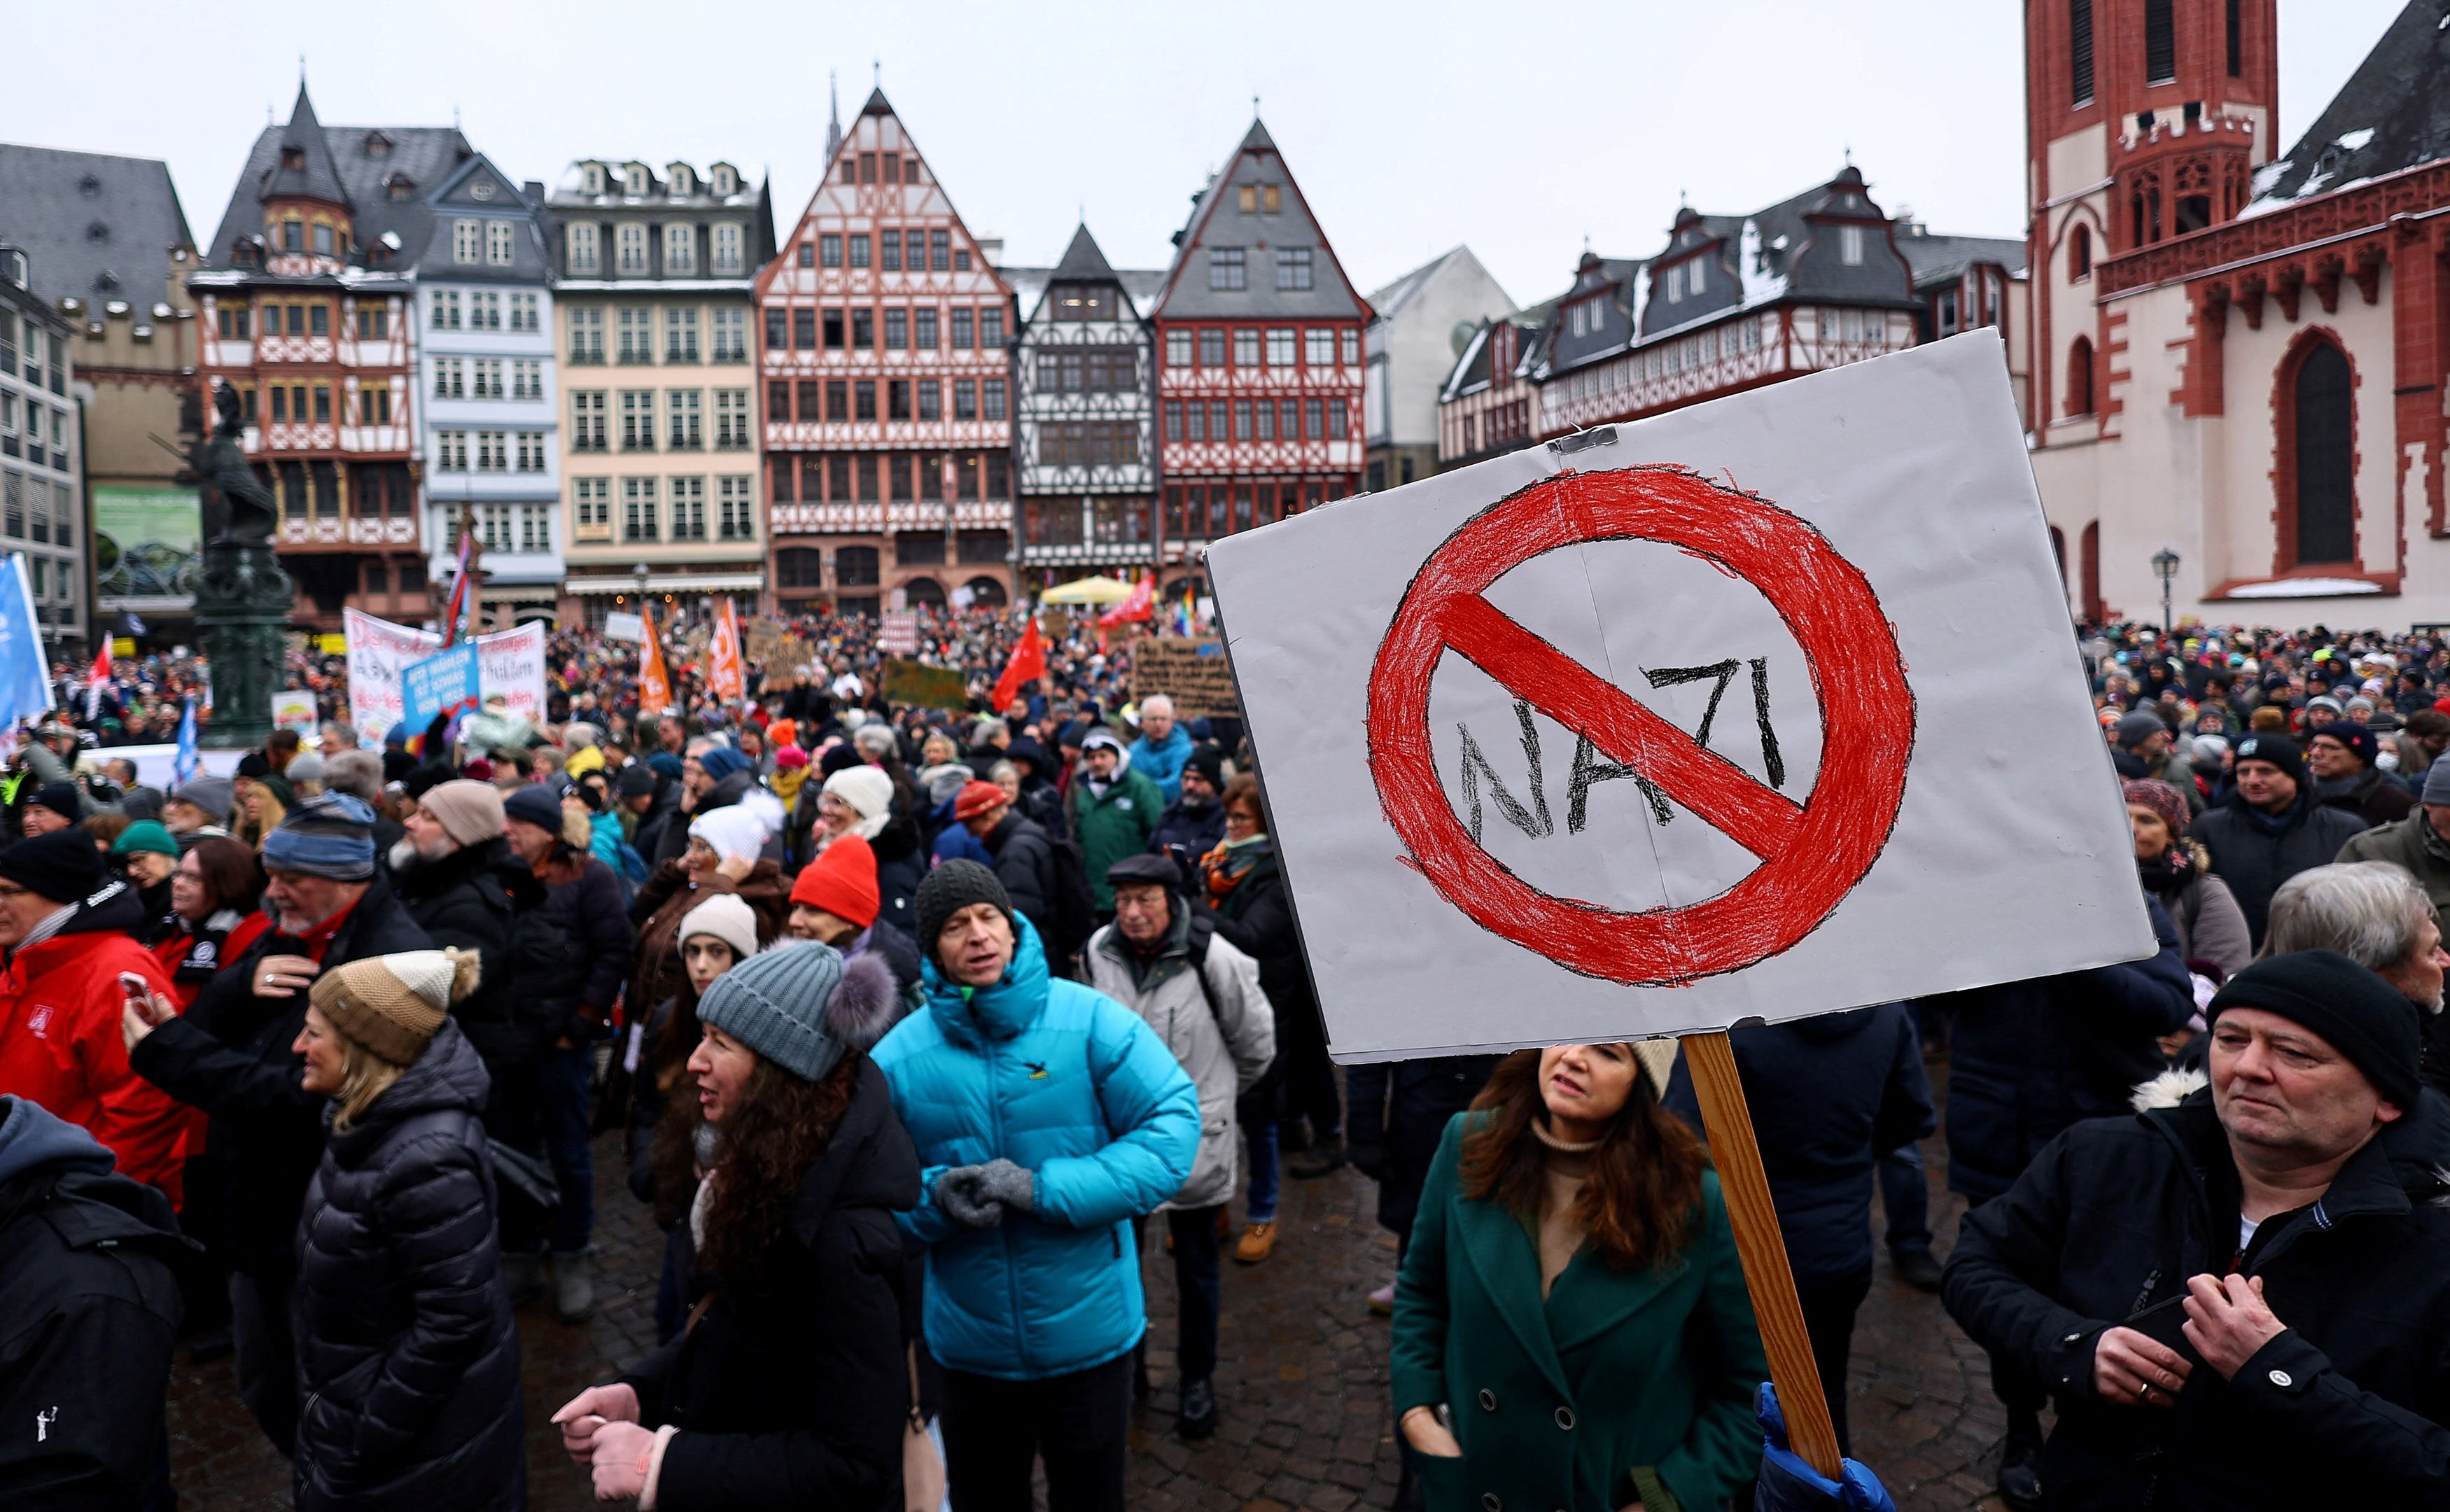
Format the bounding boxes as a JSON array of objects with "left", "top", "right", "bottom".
[
  {"left": 1128, "top": 724, "right": 1194, "bottom": 805},
  {"left": 872, "top": 914, "right": 1201, "bottom": 1381}
]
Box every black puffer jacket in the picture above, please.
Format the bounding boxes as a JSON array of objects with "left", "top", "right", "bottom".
[
  {"left": 980, "top": 811, "right": 1058, "bottom": 941},
  {"left": 1202, "top": 850, "right": 1319, "bottom": 1039},
  {"left": 292, "top": 1020, "right": 522, "bottom": 1512},
  {"left": 2190, "top": 789, "right": 2370, "bottom": 946},
  {"left": 130, "top": 880, "right": 432, "bottom": 1270},
  {"left": 390, "top": 838, "right": 540, "bottom": 1072},
  {"left": 1943, "top": 1090, "right": 2450, "bottom": 1511},
  {"left": 619, "top": 1057, "right": 919, "bottom": 1512},
  {"left": 507, "top": 854, "right": 632, "bottom": 1053}
]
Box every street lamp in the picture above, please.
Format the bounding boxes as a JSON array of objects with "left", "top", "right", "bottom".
[
  {"left": 631, "top": 562, "right": 652, "bottom": 609},
  {"left": 2151, "top": 547, "right": 2180, "bottom": 634}
]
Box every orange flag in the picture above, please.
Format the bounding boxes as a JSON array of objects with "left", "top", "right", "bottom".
[
  {"left": 638, "top": 604, "right": 675, "bottom": 716},
  {"left": 709, "top": 598, "right": 747, "bottom": 704},
  {"left": 992, "top": 616, "right": 1047, "bottom": 712}
]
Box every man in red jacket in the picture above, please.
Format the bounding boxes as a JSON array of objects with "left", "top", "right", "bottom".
[{"left": 0, "top": 828, "right": 186, "bottom": 1200}]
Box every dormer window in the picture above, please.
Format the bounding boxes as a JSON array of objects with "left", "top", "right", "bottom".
[
  {"left": 363, "top": 132, "right": 391, "bottom": 158},
  {"left": 668, "top": 166, "right": 694, "bottom": 195},
  {"left": 584, "top": 164, "right": 606, "bottom": 195},
  {"left": 281, "top": 147, "right": 306, "bottom": 173},
  {"left": 1840, "top": 225, "right": 1865, "bottom": 265},
  {"left": 624, "top": 166, "right": 649, "bottom": 197},
  {"left": 385, "top": 174, "right": 415, "bottom": 201},
  {"left": 710, "top": 164, "right": 736, "bottom": 197}
]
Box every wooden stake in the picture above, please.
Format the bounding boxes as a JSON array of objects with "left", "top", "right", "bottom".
[{"left": 1680, "top": 1030, "right": 1844, "bottom": 1480}]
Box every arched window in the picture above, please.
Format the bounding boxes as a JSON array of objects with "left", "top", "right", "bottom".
[
  {"left": 2080, "top": 520, "right": 2104, "bottom": 622},
  {"left": 903, "top": 575, "right": 946, "bottom": 607},
  {"left": 2050, "top": 524, "right": 2068, "bottom": 594},
  {"left": 2068, "top": 224, "right": 2092, "bottom": 281},
  {"left": 2066, "top": 335, "right": 2095, "bottom": 417},
  {"left": 2290, "top": 340, "right": 2355, "bottom": 564},
  {"left": 962, "top": 575, "right": 1007, "bottom": 608}
]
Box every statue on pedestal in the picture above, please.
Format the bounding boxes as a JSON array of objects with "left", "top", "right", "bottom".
[{"left": 192, "top": 381, "right": 295, "bottom": 749}]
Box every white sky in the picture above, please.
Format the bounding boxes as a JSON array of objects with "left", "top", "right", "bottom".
[{"left": 4, "top": 0, "right": 2413, "bottom": 309}]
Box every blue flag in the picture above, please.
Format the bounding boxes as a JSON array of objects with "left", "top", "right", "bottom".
[
  {"left": 174, "top": 694, "right": 199, "bottom": 785},
  {"left": 0, "top": 554, "right": 55, "bottom": 734}
]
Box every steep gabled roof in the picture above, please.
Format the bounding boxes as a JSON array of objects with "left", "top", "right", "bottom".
[
  {"left": 202, "top": 89, "right": 471, "bottom": 270},
  {"left": 0, "top": 144, "right": 192, "bottom": 307},
  {"left": 263, "top": 83, "right": 350, "bottom": 208},
  {"left": 2250, "top": 0, "right": 2450, "bottom": 212},
  {"left": 1049, "top": 223, "right": 1121, "bottom": 285},
  {"left": 1154, "top": 117, "right": 1369, "bottom": 322}
]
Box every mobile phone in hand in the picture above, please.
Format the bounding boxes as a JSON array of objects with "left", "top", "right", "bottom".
[{"left": 2122, "top": 1293, "right": 2202, "bottom": 1365}]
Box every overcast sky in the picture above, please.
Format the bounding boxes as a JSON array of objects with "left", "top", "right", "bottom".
[{"left": 6, "top": 0, "right": 2412, "bottom": 308}]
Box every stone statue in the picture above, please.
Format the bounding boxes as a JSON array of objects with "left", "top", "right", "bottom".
[{"left": 191, "top": 379, "right": 295, "bottom": 748}]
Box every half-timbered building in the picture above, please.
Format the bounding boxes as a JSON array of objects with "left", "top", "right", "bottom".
[
  {"left": 1436, "top": 298, "right": 1559, "bottom": 470},
  {"left": 2026, "top": 0, "right": 2450, "bottom": 625},
  {"left": 1152, "top": 119, "right": 1368, "bottom": 592},
  {"left": 757, "top": 90, "right": 1015, "bottom": 617},
  {"left": 1007, "top": 225, "right": 1163, "bottom": 589},
  {"left": 190, "top": 85, "right": 430, "bottom": 629}
]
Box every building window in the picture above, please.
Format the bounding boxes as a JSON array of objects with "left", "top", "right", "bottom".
[
  {"left": 931, "top": 230, "right": 951, "bottom": 272},
  {"left": 980, "top": 309, "right": 1003, "bottom": 346},
  {"left": 572, "top": 391, "right": 607, "bottom": 449},
  {"left": 820, "top": 234, "right": 843, "bottom": 268},
  {"left": 573, "top": 479, "right": 611, "bottom": 534},
  {"left": 2226, "top": 0, "right": 2241, "bottom": 76},
  {"left": 888, "top": 380, "right": 911, "bottom": 421},
  {"left": 953, "top": 379, "right": 976, "bottom": 421},
  {"left": 671, "top": 475, "right": 706, "bottom": 539},
  {"left": 915, "top": 308, "right": 938, "bottom": 349},
  {"left": 569, "top": 307, "right": 603, "bottom": 361},
  {"left": 983, "top": 379, "right": 1005, "bottom": 421},
  {"left": 1840, "top": 226, "right": 1864, "bottom": 265},
  {"left": 516, "top": 432, "right": 547, "bottom": 472},
  {"left": 665, "top": 223, "right": 696, "bottom": 274},
  {"left": 776, "top": 547, "right": 822, "bottom": 588},
  {"left": 2071, "top": 0, "right": 2095, "bottom": 104},
  {"left": 788, "top": 309, "right": 813, "bottom": 351},
  {"left": 855, "top": 381, "right": 876, "bottom": 421},
  {"left": 472, "top": 290, "right": 502, "bottom": 330},
  {"left": 621, "top": 390, "right": 656, "bottom": 449},
  {"left": 1198, "top": 329, "right": 1225, "bottom": 367},
  {"left": 430, "top": 289, "right": 461, "bottom": 330},
  {"left": 308, "top": 304, "right": 330, "bottom": 336},
  {"left": 1305, "top": 328, "right": 1334, "bottom": 367},
  {"left": 885, "top": 309, "right": 908, "bottom": 349},
  {"left": 357, "top": 387, "right": 391, "bottom": 425},
  {"left": 1166, "top": 330, "right": 1192, "bottom": 367},
  {"left": 881, "top": 229, "right": 902, "bottom": 272},
  {"left": 510, "top": 292, "right": 540, "bottom": 332},
  {"left": 1163, "top": 401, "right": 1183, "bottom": 442},
  {"left": 713, "top": 223, "right": 743, "bottom": 274},
  {"left": 718, "top": 475, "right": 754, "bottom": 540},
  {"left": 2144, "top": 0, "right": 2175, "bottom": 84},
  {"left": 617, "top": 223, "right": 648, "bottom": 273},
  {"left": 618, "top": 307, "right": 654, "bottom": 363},
  {"left": 1266, "top": 328, "right": 1296, "bottom": 366},
  {"left": 2069, "top": 223, "right": 2092, "bottom": 281},
  {"left": 512, "top": 359, "right": 542, "bottom": 400},
  {"left": 715, "top": 389, "right": 751, "bottom": 448},
  {"left": 951, "top": 308, "right": 974, "bottom": 349},
  {"left": 668, "top": 389, "right": 703, "bottom": 449},
  {"left": 1275, "top": 247, "right": 1314, "bottom": 290},
  {"left": 519, "top": 503, "right": 550, "bottom": 552},
  {"left": 434, "top": 358, "right": 464, "bottom": 399},
  {"left": 435, "top": 430, "right": 468, "bottom": 470},
  {"left": 454, "top": 220, "right": 482, "bottom": 264},
  {"left": 2066, "top": 335, "right": 2095, "bottom": 416},
  {"left": 472, "top": 359, "right": 504, "bottom": 398},
  {"left": 1209, "top": 248, "right": 1246, "bottom": 291},
  {"left": 313, "top": 386, "right": 332, "bottom": 422},
  {"left": 1327, "top": 398, "right": 1348, "bottom": 437},
  {"left": 475, "top": 431, "right": 507, "bottom": 471},
  {"left": 836, "top": 544, "right": 880, "bottom": 586},
  {"left": 918, "top": 379, "right": 941, "bottom": 420},
  {"left": 853, "top": 309, "right": 874, "bottom": 349},
  {"left": 849, "top": 234, "right": 871, "bottom": 269},
  {"left": 826, "top": 381, "right": 847, "bottom": 419},
  {"left": 485, "top": 220, "right": 515, "bottom": 265},
  {"left": 1233, "top": 328, "right": 1261, "bottom": 367},
  {"left": 353, "top": 304, "right": 385, "bottom": 340},
  {"left": 666, "top": 307, "right": 700, "bottom": 362},
  {"left": 710, "top": 306, "right": 747, "bottom": 361},
  {"left": 622, "top": 477, "right": 659, "bottom": 540},
  {"left": 1341, "top": 329, "right": 1360, "bottom": 365},
  {"left": 568, "top": 223, "right": 600, "bottom": 274},
  {"left": 2290, "top": 339, "right": 2355, "bottom": 564}
]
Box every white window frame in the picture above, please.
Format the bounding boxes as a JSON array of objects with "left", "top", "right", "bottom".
[
  {"left": 453, "top": 219, "right": 482, "bottom": 264},
  {"left": 515, "top": 431, "right": 547, "bottom": 472},
  {"left": 567, "top": 223, "right": 600, "bottom": 274},
  {"left": 622, "top": 476, "right": 659, "bottom": 541},
  {"left": 671, "top": 475, "right": 707, "bottom": 540},
  {"left": 664, "top": 223, "right": 696, "bottom": 275},
  {"left": 430, "top": 289, "right": 461, "bottom": 330},
  {"left": 568, "top": 307, "right": 603, "bottom": 360},
  {"left": 510, "top": 292, "right": 540, "bottom": 332},
  {"left": 518, "top": 502, "right": 550, "bottom": 552},
  {"left": 665, "top": 307, "right": 700, "bottom": 362},
  {"left": 1840, "top": 225, "right": 1865, "bottom": 266},
  {"left": 473, "top": 358, "right": 504, "bottom": 399},
  {"left": 718, "top": 475, "right": 754, "bottom": 540},
  {"left": 573, "top": 477, "right": 611, "bottom": 535},
  {"left": 710, "top": 307, "right": 747, "bottom": 361},
  {"left": 667, "top": 388, "right": 703, "bottom": 449},
  {"left": 572, "top": 391, "right": 607, "bottom": 449},
  {"left": 512, "top": 360, "right": 542, "bottom": 400},
  {"left": 1266, "top": 328, "right": 1296, "bottom": 367},
  {"left": 435, "top": 430, "right": 468, "bottom": 471},
  {"left": 1304, "top": 328, "right": 1334, "bottom": 368},
  {"left": 484, "top": 220, "right": 516, "bottom": 266},
  {"left": 433, "top": 358, "right": 464, "bottom": 399},
  {"left": 475, "top": 431, "right": 507, "bottom": 472},
  {"left": 616, "top": 223, "right": 649, "bottom": 274},
  {"left": 713, "top": 223, "right": 743, "bottom": 274}
]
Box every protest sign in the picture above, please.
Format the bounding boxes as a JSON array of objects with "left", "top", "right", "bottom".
[
  {"left": 399, "top": 643, "right": 482, "bottom": 751},
  {"left": 883, "top": 658, "right": 968, "bottom": 710},
  {"left": 270, "top": 691, "right": 319, "bottom": 734},
  {"left": 473, "top": 620, "right": 547, "bottom": 724},
  {"left": 603, "top": 611, "right": 646, "bottom": 644},
  {"left": 1130, "top": 636, "right": 1239, "bottom": 720},
  {"left": 1205, "top": 334, "right": 2148, "bottom": 1062},
  {"left": 880, "top": 612, "right": 918, "bottom": 657},
  {"left": 345, "top": 610, "right": 545, "bottom": 746}
]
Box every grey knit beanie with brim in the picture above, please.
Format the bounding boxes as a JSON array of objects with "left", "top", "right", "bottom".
[{"left": 696, "top": 940, "right": 902, "bottom": 1081}]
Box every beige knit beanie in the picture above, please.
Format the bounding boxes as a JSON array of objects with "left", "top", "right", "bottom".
[
  {"left": 418, "top": 780, "right": 507, "bottom": 849},
  {"left": 309, "top": 947, "right": 482, "bottom": 1066}
]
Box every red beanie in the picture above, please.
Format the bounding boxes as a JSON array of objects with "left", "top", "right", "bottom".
[
  {"left": 791, "top": 832, "right": 880, "bottom": 928},
  {"left": 953, "top": 779, "right": 1007, "bottom": 822}
]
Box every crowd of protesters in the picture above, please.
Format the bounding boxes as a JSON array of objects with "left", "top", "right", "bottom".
[{"left": 6, "top": 610, "right": 2450, "bottom": 1511}]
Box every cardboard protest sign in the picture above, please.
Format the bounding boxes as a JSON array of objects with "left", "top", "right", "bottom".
[
  {"left": 880, "top": 612, "right": 919, "bottom": 657},
  {"left": 1205, "top": 334, "right": 2149, "bottom": 1060},
  {"left": 883, "top": 659, "right": 968, "bottom": 710},
  {"left": 1132, "top": 636, "right": 1240, "bottom": 720}
]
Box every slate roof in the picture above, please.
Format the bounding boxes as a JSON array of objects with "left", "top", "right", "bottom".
[
  {"left": 1155, "top": 118, "right": 1368, "bottom": 322},
  {"left": 1895, "top": 229, "right": 2027, "bottom": 288},
  {"left": 1442, "top": 292, "right": 1562, "bottom": 402},
  {"left": 201, "top": 84, "right": 472, "bottom": 272},
  {"left": 1050, "top": 223, "right": 1121, "bottom": 285},
  {"left": 2249, "top": 0, "right": 2450, "bottom": 212},
  {"left": 0, "top": 144, "right": 192, "bottom": 307}
]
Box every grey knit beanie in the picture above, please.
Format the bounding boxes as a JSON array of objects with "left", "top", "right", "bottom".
[
  {"left": 696, "top": 941, "right": 848, "bottom": 1081},
  {"left": 2424, "top": 752, "right": 2450, "bottom": 806}
]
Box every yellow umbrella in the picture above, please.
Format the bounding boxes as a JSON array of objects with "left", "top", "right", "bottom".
[{"left": 1039, "top": 575, "right": 1138, "bottom": 606}]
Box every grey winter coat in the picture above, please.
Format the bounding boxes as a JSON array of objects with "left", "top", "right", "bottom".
[{"left": 1082, "top": 905, "right": 1275, "bottom": 1211}]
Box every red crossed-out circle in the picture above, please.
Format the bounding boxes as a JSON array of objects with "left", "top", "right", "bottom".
[{"left": 1366, "top": 465, "right": 1914, "bottom": 986}]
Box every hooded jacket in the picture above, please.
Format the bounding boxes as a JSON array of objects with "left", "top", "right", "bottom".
[
  {"left": 1126, "top": 724, "right": 1194, "bottom": 805},
  {"left": 129, "top": 878, "right": 432, "bottom": 1270},
  {"left": 1070, "top": 750, "right": 1162, "bottom": 913},
  {"left": 979, "top": 811, "right": 1059, "bottom": 943},
  {"left": 0, "top": 878, "right": 188, "bottom": 1199},
  {"left": 0, "top": 1096, "right": 193, "bottom": 1511},
  {"left": 1082, "top": 902, "right": 1275, "bottom": 1210},
  {"left": 388, "top": 837, "right": 540, "bottom": 1072},
  {"left": 620, "top": 1058, "right": 920, "bottom": 1512},
  {"left": 1943, "top": 1090, "right": 2450, "bottom": 1511},
  {"left": 872, "top": 913, "right": 1200, "bottom": 1380},
  {"left": 292, "top": 1021, "right": 523, "bottom": 1512}
]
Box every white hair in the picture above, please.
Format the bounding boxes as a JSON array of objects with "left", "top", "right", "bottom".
[{"left": 1141, "top": 694, "right": 1175, "bottom": 718}]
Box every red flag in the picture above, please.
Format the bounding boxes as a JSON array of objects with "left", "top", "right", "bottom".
[
  {"left": 1098, "top": 573, "right": 1155, "bottom": 628},
  {"left": 992, "top": 617, "right": 1046, "bottom": 711},
  {"left": 708, "top": 598, "right": 747, "bottom": 703},
  {"left": 638, "top": 605, "right": 675, "bottom": 716}
]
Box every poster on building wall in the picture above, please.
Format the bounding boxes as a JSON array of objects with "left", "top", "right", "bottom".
[
  {"left": 1205, "top": 332, "right": 2152, "bottom": 1060},
  {"left": 344, "top": 610, "right": 546, "bottom": 747},
  {"left": 92, "top": 486, "right": 202, "bottom": 608}
]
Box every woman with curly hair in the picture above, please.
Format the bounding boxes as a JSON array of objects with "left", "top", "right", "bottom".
[
  {"left": 1390, "top": 1043, "right": 1766, "bottom": 1512},
  {"left": 553, "top": 941, "right": 917, "bottom": 1511}
]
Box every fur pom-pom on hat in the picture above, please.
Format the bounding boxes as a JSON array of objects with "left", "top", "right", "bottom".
[{"left": 826, "top": 952, "right": 906, "bottom": 1053}]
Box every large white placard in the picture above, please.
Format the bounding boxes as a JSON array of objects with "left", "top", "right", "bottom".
[
  {"left": 344, "top": 610, "right": 549, "bottom": 747},
  {"left": 1205, "top": 333, "right": 2151, "bottom": 1060}
]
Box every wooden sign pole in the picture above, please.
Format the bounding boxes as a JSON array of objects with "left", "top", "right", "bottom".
[{"left": 1679, "top": 1030, "right": 1845, "bottom": 1480}]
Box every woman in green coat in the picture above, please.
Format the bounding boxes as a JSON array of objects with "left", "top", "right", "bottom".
[{"left": 1390, "top": 1043, "right": 1767, "bottom": 1512}]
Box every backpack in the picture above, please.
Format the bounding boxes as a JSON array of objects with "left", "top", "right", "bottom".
[{"left": 1042, "top": 834, "right": 1100, "bottom": 962}]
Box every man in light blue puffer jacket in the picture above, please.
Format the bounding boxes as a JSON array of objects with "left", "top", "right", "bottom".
[{"left": 873, "top": 860, "right": 1200, "bottom": 1512}]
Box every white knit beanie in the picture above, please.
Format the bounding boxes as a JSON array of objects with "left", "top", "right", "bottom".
[{"left": 679, "top": 892, "right": 760, "bottom": 964}]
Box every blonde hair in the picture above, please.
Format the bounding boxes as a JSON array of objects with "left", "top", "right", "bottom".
[{"left": 329, "top": 1024, "right": 406, "bottom": 1132}]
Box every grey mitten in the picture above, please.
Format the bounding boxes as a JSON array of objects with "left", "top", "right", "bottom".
[
  {"left": 935, "top": 1166, "right": 1004, "bottom": 1228},
  {"left": 974, "top": 1158, "right": 1036, "bottom": 1214}
]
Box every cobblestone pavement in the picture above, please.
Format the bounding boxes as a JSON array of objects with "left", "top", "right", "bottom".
[{"left": 167, "top": 1068, "right": 2015, "bottom": 1511}]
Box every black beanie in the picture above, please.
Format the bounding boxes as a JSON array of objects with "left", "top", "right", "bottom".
[
  {"left": 0, "top": 826, "right": 107, "bottom": 904},
  {"left": 2309, "top": 723, "right": 2379, "bottom": 771},
  {"left": 913, "top": 859, "right": 1015, "bottom": 966},
  {"left": 26, "top": 783, "right": 81, "bottom": 825},
  {"left": 2208, "top": 948, "right": 2421, "bottom": 1110},
  {"left": 2231, "top": 732, "right": 2306, "bottom": 787},
  {"left": 1183, "top": 743, "right": 1226, "bottom": 794}
]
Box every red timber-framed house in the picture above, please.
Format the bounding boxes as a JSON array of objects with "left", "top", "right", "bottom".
[
  {"left": 189, "top": 84, "right": 434, "bottom": 629},
  {"left": 1436, "top": 296, "right": 1560, "bottom": 470},
  {"left": 1152, "top": 119, "right": 1368, "bottom": 594},
  {"left": 757, "top": 89, "right": 1016, "bottom": 617},
  {"left": 2024, "top": 0, "right": 2450, "bottom": 624},
  {"left": 1527, "top": 167, "right": 2024, "bottom": 441}
]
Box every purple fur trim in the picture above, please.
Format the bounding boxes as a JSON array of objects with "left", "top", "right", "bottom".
[{"left": 827, "top": 951, "right": 906, "bottom": 1051}]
